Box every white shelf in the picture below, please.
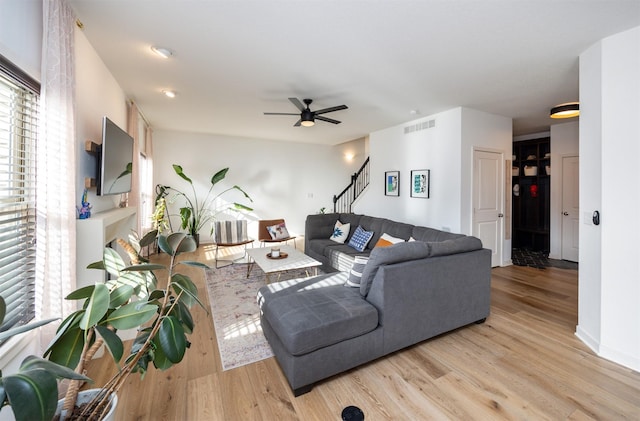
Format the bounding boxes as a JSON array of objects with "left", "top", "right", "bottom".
[{"left": 76, "top": 207, "right": 137, "bottom": 288}]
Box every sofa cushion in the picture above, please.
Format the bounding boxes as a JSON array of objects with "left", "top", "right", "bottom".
[
  {"left": 325, "top": 247, "right": 362, "bottom": 272},
  {"left": 411, "top": 226, "right": 464, "bottom": 242},
  {"left": 358, "top": 216, "right": 386, "bottom": 248},
  {"left": 346, "top": 256, "right": 369, "bottom": 287},
  {"left": 348, "top": 225, "right": 374, "bottom": 252},
  {"left": 329, "top": 220, "right": 351, "bottom": 243},
  {"left": 359, "top": 241, "right": 431, "bottom": 296},
  {"left": 380, "top": 220, "right": 413, "bottom": 242},
  {"left": 428, "top": 236, "right": 483, "bottom": 257},
  {"left": 262, "top": 285, "right": 378, "bottom": 356}
]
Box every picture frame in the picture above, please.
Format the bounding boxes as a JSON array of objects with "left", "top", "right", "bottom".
[
  {"left": 410, "top": 169, "right": 430, "bottom": 198},
  {"left": 385, "top": 171, "right": 400, "bottom": 196}
]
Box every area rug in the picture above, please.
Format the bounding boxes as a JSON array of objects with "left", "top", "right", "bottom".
[{"left": 205, "top": 264, "right": 311, "bottom": 371}]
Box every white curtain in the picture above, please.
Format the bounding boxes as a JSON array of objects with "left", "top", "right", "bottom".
[
  {"left": 35, "top": 0, "right": 77, "bottom": 345},
  {"left": 127, "top": 101, "right": 154, "bottom": 233}
]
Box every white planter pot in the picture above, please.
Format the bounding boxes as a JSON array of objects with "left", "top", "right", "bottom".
[{"left": 55, "top": 388, "right": 118, "bottom": 421}]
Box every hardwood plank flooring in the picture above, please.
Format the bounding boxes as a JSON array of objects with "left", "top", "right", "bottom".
[{"left": 86, "top": 248, "right": 640, "bottom": 420}]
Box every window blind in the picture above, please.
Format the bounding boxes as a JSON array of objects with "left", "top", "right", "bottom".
[{"left": 0, "top": 63, "right": 38, "bottom": 342}]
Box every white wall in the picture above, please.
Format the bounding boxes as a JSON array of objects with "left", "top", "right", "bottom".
[
  {"left": 578, "top": 26, "right": 640, "bottom": 372},
  {"left": 153, "top": 130, "right": 366, "bottom": 243},
  {"left": 0, "top": 0, "right": 42, "bottom": 81},
  {"left": 549, "top": 121, "right": 579, "bottom": 259},
  {"left": 75, "top": 27, "right": 129, "bottom": 214},
  {"left": 355, "top": 107, "right": 512, "bottom": 263}
]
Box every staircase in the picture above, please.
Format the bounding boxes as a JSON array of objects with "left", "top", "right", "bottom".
[{"left": 333, "top": 157, "right": 370, "bottom": 213}]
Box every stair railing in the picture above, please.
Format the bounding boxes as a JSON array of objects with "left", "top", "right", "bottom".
[{"left": 333, "top": 157, "right": 370, "bottom": 213}]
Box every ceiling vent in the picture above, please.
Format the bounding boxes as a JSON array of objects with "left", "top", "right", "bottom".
[{"left": 404, "top": 119, "right": 435, "bottom": 134}]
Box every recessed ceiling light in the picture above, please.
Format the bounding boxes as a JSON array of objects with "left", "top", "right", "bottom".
[
  {"left": 151, "top": 46, "right": 173, "bottom": 58},
  {"left": 162, "top": 90, "right": 176, "bottom": 98}
]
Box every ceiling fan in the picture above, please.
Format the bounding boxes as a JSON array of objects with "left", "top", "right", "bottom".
[{"left": 264, "top": 98, "right": 348, "bottom": 127}]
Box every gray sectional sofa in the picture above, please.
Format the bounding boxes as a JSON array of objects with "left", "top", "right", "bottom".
[{"left": 257, "top": 213, "right": 491, "bottom": 396}]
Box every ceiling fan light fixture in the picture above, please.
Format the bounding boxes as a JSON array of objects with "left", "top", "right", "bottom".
[
  {"left": 550, "top": 102, "right": 579, "bottom": 119},
  {"left": 301, "top": 109, "right": 315, "bottom": 127},
  {"left": 151, "top": 46, "right": 173, "bottom": 59}
]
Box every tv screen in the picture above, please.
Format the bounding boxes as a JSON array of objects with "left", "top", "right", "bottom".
[{"left": 97, "top": 116, "right": 133, "bottom": 196}]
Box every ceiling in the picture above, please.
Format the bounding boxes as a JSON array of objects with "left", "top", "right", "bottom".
[{"left": 68, "top": 0, "right": 640, "bottom": 146}]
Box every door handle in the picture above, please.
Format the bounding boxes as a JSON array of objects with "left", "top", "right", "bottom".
[
  {"left": 498, "top": 213, "right": 504, "bottom": 218},
  {"left": 563, "top": 212, "right": 569, "bottom": 216}
]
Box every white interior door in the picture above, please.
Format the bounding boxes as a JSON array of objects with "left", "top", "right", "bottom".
[
  {"left": 561, "top": 156, "right": 579, "bottom": 262},
  {"left": 473, "top": 150, "right": 503, "bottom": 267}
]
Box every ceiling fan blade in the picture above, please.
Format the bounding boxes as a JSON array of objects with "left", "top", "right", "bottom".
[
  {"left": 314, "top": 105, "right": 348, "bottom": 115},
  {"left": 288, "top": 98, "right": 306, "bottom": 112},
  {"left": 264, "top": 112, "right": 299, "bottom": 115},
  {"left": 294, "top": 119, "right": 302, "bottom": 127},
  {"left": 315, "top": 115, "right": 341, "bottom": 124}
]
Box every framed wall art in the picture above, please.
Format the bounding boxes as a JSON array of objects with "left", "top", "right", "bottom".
[
  {"left": 385, "top": 171, "right": 400, "bottom": 196},
  {"left": 410, "top": 169, "right": 430, "bottom": 198}
]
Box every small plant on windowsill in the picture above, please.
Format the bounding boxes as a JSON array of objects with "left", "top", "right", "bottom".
[
  {"left": 39, "top": 229, "right": 209, "bottom": 420},
  {"left": 156, "top": 166, "right": 253, "bottom": 245}
]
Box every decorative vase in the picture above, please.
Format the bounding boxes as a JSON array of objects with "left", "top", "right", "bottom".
[
  {"left": 191, "top": 233, "right": 200, "bottom": 247},
  {"left": 55, "top": 388, "right": 118, "bottom": 421}
]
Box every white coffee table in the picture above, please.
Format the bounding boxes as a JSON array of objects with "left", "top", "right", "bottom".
[{"left": 246, "top": 245, "right": 321, "bottom": 283}]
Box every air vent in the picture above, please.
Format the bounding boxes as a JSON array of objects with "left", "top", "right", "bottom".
[{"left": 404, "top": 119, "right": 435, "bottom": 134}]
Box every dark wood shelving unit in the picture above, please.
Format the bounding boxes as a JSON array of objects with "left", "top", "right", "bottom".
[{"left": 512, "top": 137, "right": 550, "bottom": 253}]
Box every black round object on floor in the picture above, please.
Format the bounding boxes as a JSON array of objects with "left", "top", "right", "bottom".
[{"left": 341, "top": 405, "right": 364, "bottom": 421}]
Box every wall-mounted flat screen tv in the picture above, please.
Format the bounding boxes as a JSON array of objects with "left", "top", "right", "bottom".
[{"left": 97, "top": 116, "right": 133, "bottom": 196}]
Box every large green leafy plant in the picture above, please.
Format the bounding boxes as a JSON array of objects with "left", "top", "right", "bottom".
[
  {"left": 0, "top": 300, "right": 90, "bottom": 421},
  {"left": 156, "top": 166, "right": 253, "bottom": 240},
  {"left": 41, "top": 230, "right": 207, "bottom": 420}
]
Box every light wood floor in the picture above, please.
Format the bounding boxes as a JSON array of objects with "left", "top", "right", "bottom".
[{"left": 87, "top": 246, "right": 640, "bottom": 420}]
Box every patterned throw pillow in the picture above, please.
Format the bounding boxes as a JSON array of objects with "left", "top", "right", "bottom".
[
  {"left": 374, "top": 233, "right": 405, "bottom": 248},
  {"left": 267, "top": 222, "right": 290, "bottom": 240},
  {"left": 329, "top": 220, "right": 350, "bottom": 243},
  {"left": 348, "top": 225, "right": 374, "bottom": 252},
  {"left": 346, "top": 256, "right": 369, "bottom": 287}
]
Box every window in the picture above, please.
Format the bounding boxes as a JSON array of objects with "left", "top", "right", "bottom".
[{"left": 0, "top": 56, "right": 39, "bottom": 342}]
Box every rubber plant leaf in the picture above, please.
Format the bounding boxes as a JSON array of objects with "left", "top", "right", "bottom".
[
  {"left": 109, "top": 284, "right": 135, "bottom": 308},
  {"left": 179, "top": 260, "right": 211, "bottom": 269},
  {"left": 106, "top": 302, "right": 157, "bottom": 330},
  {"left": 122, "top": 263, "right": 166, "bottom": 272},
  {"left": 0, "top": 317, "right": 59, "bottom": 342},
  {"left": 19, "top": 355, "right": 91, "bottom": 382},
  {"left": 157, "top": 235, "right": 173, "bottom": 255},
  {"left": 65, "top": 285, "right": 95, "bottom": 300},
  {"left": 96, "top": 325, "right": 124, "bottom": 364},
  {"left": 151, "top": 336, "right": 173, "bottom": 370},
  {"left": 171, "top": 301, "right": 195, "bottom": 334},
  {"left": 3, "top": 369, "right": 58, "bottom": 421},
  {"left": 158, "top": 315, "right": 187, "bottom": 363},
  {"left": 79, "top": 283, "right": 110, "bottom": 331},
  {"left": 86, "top": 260, "right": 106, "bottom": 270},
  {"left": 46, "top": 326, "right": 85, "bottom": 369},
  {"left": 103, "top": 247, "right": 126, "bottom": 278},
  {"left": 139, "top": 229, "right": 159, "bottom": 248},
  {"left": 171, "top": 273, "right": 206, "bottom": 310}
]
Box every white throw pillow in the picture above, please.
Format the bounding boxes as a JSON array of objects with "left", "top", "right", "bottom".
[{"left": 329, "top": 220, "right": 350, "bottom": 243}]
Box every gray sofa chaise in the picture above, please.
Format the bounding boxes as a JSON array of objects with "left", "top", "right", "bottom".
[{"left": 257, "top": 213, "right": 491, "bottom": 396}]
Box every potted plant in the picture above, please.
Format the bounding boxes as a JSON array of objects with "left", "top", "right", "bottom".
[
  {"left": 0, "top": 299, "right": 91, "bottom": 421},
  {"left": 41, "top": 230, "right": 208, "bottom": 420},
  {"left": 156, "top": 166, "right": 253, "bottom": 245}
]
